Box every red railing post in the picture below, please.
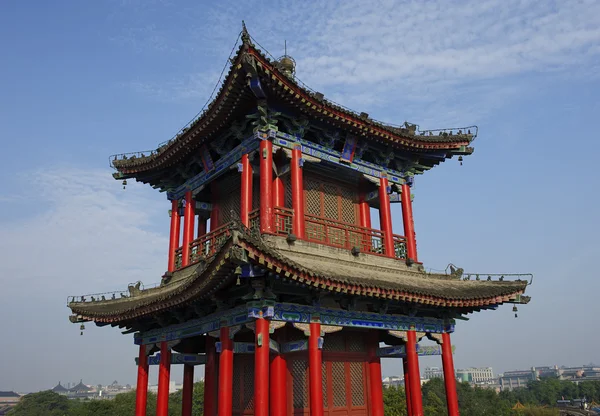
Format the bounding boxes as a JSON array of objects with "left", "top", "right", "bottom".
[
  {"left": 291, "top": 144, "right": 305, "bottom": 239},
  {"left": 168, "top": 199, "right": 180, "bottom": 272},
  {"left": 260, "top": 140, "right": 273, "bottom": 233},
  {"left": 401, "top": 183, "right": 418, "bottom": 262},
  {"left": 379, "top": 174, "right": 395, "bottom": 258}
]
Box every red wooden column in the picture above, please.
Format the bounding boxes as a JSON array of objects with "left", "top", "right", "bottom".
[
  {"left": 156, "top": 341, "right": 171, "bottom": 416},
  {"left": 168, "top": 200, "right": 181, "bottom": 272},
  {"left": 441, "top": 332, "right": 459, "bottom": 416},
  {"left": 181, "top": 364, "right": 194, "bottom": 416},
  {"left": 406, "top": 330, "right": 423, "bottom": 416},
  {"left": 367, "top": 331, "right": 384, "bottom": 416},
  {"left": 273, "top": 177, "right": 284, "bottom": 207},
  {"left": 291, "top": 144, "right": 305, "bottom": 238},
  {"left": 254, "top": 317, "right": 270, "bottom": 416},
  {"left": 204, "top": 337, "right": 217, "bottom": 416},
  {"left": 210, "top": 182, "right": 220, "bottom": 231},
  {"left": 359, "top": 182, "right": 372, "bottom": 251},
  {"left": 197, "top": 216, "right": 207, "bottom": 238},
  {"left": 401, "top": 183, "right": 418, "bottom": 262},
  {"left": 309, "top": 322, "right": 324, "bottom": 416},
  {"left": 240, "top": 154, "right": 253, "bottom": 227},
  {"left": 403, "top": 358, "right": 413, "bottom": 416},
  {"left": 218, "top": 327, "right": 233, "bottom": 416},
  {"left": 135, "top": 344, "right": 149, "bottom": 416},
  {"left": 270, "top": 332, "right": 287, "bottom": 416},
  {"left": 260, "top": 140, "right": 274, "bottom": 233},
  {"left": 379, "top": 174, "right": 395, "bottom": 258},
  {"left": 182, "top": 191, "right": 195, "bottom": 267}
]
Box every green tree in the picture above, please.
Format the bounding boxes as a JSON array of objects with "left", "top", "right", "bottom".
[
  {"left": 383, "top": 385, "right": 408, "bottom": 416},
  {"left": 8, "top": 391, "right": 70, "bottom": 416}
]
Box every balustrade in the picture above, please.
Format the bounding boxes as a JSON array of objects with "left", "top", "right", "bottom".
[
  {"left": 188, "top": 223, "right": 233, "bottom": 265},
  {"left": 172, "top": 210, "right": 407, "bottom": 271}
]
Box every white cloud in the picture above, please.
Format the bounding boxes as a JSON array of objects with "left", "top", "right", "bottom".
[{"left": 0, "top": 167, "right": 171, "bottom": 391}]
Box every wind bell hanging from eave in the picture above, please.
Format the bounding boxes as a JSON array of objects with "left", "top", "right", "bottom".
[
  {"left": 80, "top": 323, "right": 85, "bottom": 336},
  {"left": 512, "top": 305, "right": 518, "bottom": 318},
  {"left": 122, "top": 179, "right": 127, "bottom": 190}
]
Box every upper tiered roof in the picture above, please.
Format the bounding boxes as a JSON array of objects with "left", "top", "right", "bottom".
[{"left": 110, "top": 26, "right": 476, "bottom": 189}]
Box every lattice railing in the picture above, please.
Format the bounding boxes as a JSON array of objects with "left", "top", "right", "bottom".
[
  {"left": 304, "top": 214, "right": 391, "bottom": 257},
  {"left": 189, "top": 223, "right": 233, "bottom": 264},
  {"left": 273, "top": 206, "right": 293, "bottom": 236}
]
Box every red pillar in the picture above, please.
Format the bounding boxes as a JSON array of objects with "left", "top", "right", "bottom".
[
  {"left": 358, "top": 192, "right": 372, "bottom": 229},
  {"left": 270, "top": 350, "right": 287, "bottom": 416},
  {"left": 406, "top": 330, "right": 423, "bottom": 416},
  {"left": 401, "top": 183, "right": 418, "bottom": 262},
  {"left": 168, "top": 200, "right": 181, "bottom": 272},
  {"left": 210, "top": 182, "right": 220, "bottom": 231},
  {"left": 442, "top": 332, "right": 459, "bottom": 416},
  {"left": 291, "top": 144, "right": 305, "bottom": 239},
  {"left": 260, "top": 140, "right": 273, "bottom": 233},
  {"left": 182, "top": 191, "right": 195, "bottom": 267},
  {"left": 156, "top": 341, "right": 171, "bottom": 416},
  {"left": 240, "top": 154, "right": 253, "bottom": 227},
  {"left": 309, "top": 322, "right": 324, "bottom": 416},
  {"left": 182, "top": 364, "right": 194, "bottom": 416},
  {"left": 403, "top": 358, "right": 413, "bottom": 416},
  {"left": 379, "top": 175, "right": 395, "bottom": 258},
  {"left": 204, "top": 337, "right": 217, "bottom": 416},
  {"left": 273, "top": 176, "right": 284, "bottom": 207},
  {"left": 218, "top": 327, "right": 233, "bottom": 416},
  {"left": 367, "top": 331, "right": 384, "bottom": 416},
  {"left": 197, "top": 216, "right": 207, "bottom": 238},
  {"left": 254, "top": 318, "right": 270, "bottom": 416},
  {"left": 135, "top": 344, "right": 149, "bottom": 416}
]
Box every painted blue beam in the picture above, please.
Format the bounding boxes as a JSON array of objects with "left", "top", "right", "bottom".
[
  {"left": 136, "top": 353, "right": 207, "bottom": 366},
  {"left": 274, "top": 131, "right": 410, "bottom": 185},
  {"left": 167, "top": 135, "right": 259, "bottom": 201}
]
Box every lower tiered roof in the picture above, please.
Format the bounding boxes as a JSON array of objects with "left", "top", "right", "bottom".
[{"left": 68, "top": 226, "right": 530, "bottom": 329}]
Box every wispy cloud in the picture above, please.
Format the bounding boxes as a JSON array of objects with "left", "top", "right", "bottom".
[{"left": 110, "top": 0, "right": 600, "bottom": 127}]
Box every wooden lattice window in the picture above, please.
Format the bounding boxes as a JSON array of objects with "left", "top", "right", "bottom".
[
  {"left": 218, "top": 174, "right": 241, "bottom": 225},
  {"left": 232, "top": 355, "right": 254, "bottom": 415},
  {"left": 304, "top": 174, "right": 358, "bottom": 224},
  {"left": 292, "top": 358, "right": 309, "bottom": 410}
]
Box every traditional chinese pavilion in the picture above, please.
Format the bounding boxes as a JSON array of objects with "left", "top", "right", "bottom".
[{"left": 68, "top": 26, "right": 531, "bottom": 416}]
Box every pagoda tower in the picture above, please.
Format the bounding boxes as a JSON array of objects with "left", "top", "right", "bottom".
[{"left": 68, "top": 26, "right": 531, "bottom": 416}]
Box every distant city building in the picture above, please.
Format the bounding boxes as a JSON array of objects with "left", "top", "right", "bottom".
[
  {"left": 424, "top": 367, "right": 445, "bottom": 379},
  {"left": 0, "top": 391, "right": 21, "bottom": 415},
  {"left": 456, "top": 367, "right": 494, "bottom": 384},
  {"left": 148, "top": 381, "right": 183, "bottom": 394}
]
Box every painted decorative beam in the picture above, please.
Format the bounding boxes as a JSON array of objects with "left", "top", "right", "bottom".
[
  {"left": 274, "top": 131, "right": 410, "bottom": 185},
  {"left": 135, "top": 301, "right": 455, "bottom": 346},
  {"left": 135, "top": 353, "right": 207, "bottom": 366},
  {"left": 377, "top": 344, "right": 455, "bottom": 358},
  {"left": 167, "top": 134, "right": 260, "bottom": 200}
]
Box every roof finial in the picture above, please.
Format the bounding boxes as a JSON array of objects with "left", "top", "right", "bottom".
[{"left": 241, "top": 21, "right": 251, "bottom": 45}]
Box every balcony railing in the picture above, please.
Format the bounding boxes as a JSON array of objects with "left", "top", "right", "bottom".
[
  {"left": 172, "top": 208, "right": 407, "bottom": 271},
  {"left": 189, "top": 223, "right": 233, "bottom": 265}
]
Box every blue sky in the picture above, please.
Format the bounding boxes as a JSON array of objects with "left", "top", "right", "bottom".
[{"left": 1, "top": 0, "right": 599, "bottom": 392}]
